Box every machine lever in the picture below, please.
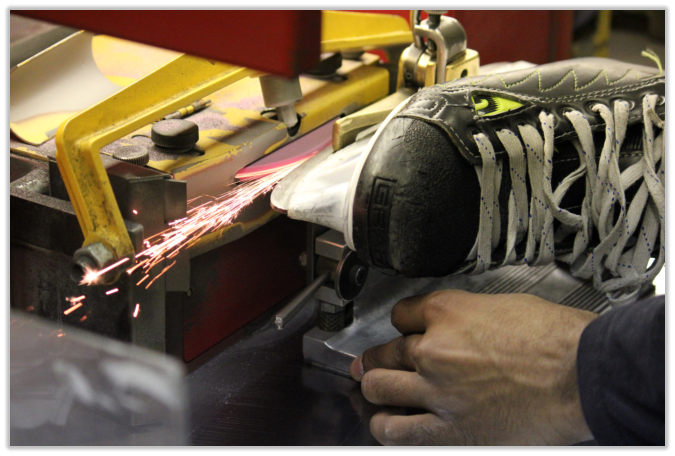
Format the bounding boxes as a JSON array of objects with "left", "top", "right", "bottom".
[{"left": 275, "top": 272, "right": 330, "bottom": 330}]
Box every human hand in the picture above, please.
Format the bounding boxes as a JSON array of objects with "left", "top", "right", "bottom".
[{"left": 350, "top": 290, "right": 598, "bottom": 445}]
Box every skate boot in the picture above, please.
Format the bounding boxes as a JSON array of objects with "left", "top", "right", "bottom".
[{"left": 274, "top": 56, "right": 665, "bottom": 305}]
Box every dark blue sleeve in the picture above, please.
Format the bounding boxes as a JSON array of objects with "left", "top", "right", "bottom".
[{"left": 576, "top": 294, "right": 665, "bottom": 446}]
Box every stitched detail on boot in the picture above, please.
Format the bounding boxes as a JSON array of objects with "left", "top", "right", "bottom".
[
  {"left": 465, "top": 68, "right": 656, "bottom": 92},
  {"left": 404, "top": 97, "right": 468, "bottom": 112},
  {"left": 397, "top": 78, "right": 664, "bottom": 163},
  {"left": 423, "top": 78, "right": 664, "bottom": 104}
]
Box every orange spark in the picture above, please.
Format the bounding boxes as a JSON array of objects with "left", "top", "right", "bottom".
[
  {"left": 145, "top": 260, "right": 176, "bottom": 289},
  {"left": 80, "top": 159, "right": 308, "bottom": 291},
  {"left": 132, "top": 209, "right": 138, "bottom": 215},
  {"left": 80, "top": 257, "right": 130, "bottom": 286},
  {"left": 168, "top": 217, "right": 188, "bottom": 226},
  {"left": 125, "top": 162, "right": 302, "bottom": 288},
  {"left": 105, "top": 288, "right": 119, "bottom": 295},
  {"left": 133, "top": 304, "right": 140, "bottom": 318},
  {"left": 64, "top": 303, "right": 83, "bottom": 315},
  {"left": 66, "top": 295, "right": 85, "bottom": 303}
]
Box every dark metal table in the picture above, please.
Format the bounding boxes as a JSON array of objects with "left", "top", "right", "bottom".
[{"left": 186, "top": 299, "right": 379, "bottom": 446}]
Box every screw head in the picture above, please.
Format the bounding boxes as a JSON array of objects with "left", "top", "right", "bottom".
[{"left": 299, "top": 252, "right": 308, "bottom": 268}]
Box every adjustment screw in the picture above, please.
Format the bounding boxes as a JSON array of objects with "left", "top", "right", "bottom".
[
  {"left": 424, "top": 10, "right": 448, "bottom": 28},
  {"left": 112, "top": 145, "right": 150, "bottom": 166},
  {"left": 151, "top": 119, "right": 199, "bottom": 153}
]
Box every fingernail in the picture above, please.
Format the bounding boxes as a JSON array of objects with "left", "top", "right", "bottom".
[{"left": 350, "top": 355, "right": 364, "bottom": 381}]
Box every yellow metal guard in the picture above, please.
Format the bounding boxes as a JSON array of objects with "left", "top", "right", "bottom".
[
  {"left": 56, "top": 55, "right": 258, "bottom": 264},
  {"left": 55, "top": 11, "right": 407, "bottom": 274}
]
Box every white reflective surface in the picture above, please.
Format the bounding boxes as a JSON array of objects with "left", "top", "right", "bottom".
[
  {"left": 10, "top": 311, "right": 188, "bottom": 445},
  {"left": 654, "top": 266, "right": 666, "bottom": 296}
]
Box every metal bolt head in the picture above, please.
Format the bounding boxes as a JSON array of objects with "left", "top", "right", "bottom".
[
  {"left": 299, "top": 251, "right": 308, "bottom": 268},
  {"left": 70, "top": 242, "right": 116, "bottom": 284}
]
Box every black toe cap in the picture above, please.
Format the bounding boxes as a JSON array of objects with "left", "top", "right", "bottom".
[{"left": 352, "top": 116, "right": 482, "bottom": 277}]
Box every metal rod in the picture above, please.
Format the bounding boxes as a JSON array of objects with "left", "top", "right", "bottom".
[
  {"left": 275, "top": 271, "right": 329, "bottom": 330},
  {"left": 414, "top": 26, "right": 448, "bottom": 84}
]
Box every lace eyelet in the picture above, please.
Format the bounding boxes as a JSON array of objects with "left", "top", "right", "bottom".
[
  {"left": 560, "top": 107, "right": 578, "bottom": 118},
  {"left": 467, "top": 127, "right": 481, "bottom": 139},
  {"left": 611, "top": 99, "right": 635, "bottom": 110},
  {"left": 584, "top": 101, "right": 607, "bottom": 114}
]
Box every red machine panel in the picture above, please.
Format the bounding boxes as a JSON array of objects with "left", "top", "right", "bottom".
[
  {"left": 357, "top": 10, "right": 574, "bottom": 65},
  {"left": 13, "top": 10, "right": 322, "bottom": 77},
  {"left": 183, "top": 216, "right": 307, "bottom": 362}
]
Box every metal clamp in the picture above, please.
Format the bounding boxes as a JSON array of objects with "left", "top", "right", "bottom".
[
  {"left": 275, "top": 229, "right": 369, "bottom": 330},
  {"left": 398, "top": 11, "right": 479, "bottom": 89}
]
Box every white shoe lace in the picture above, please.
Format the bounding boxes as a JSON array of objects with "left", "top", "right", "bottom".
[{"left": 466, "top": 94, "right": 665, "bottom": 306}]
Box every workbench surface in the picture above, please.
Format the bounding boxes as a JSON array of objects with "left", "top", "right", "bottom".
[{"left": 186, "top": 300, "right": 379, "bottom": 446}]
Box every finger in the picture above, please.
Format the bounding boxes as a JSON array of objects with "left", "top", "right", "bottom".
[
  {"left": 348, "top": 384, "right": 381, "bottom": 424},
  {"left": 361, "top": 368, "right": 431, "bottom": 409},
  {"left": 392, "top": 289, "right": 471, "bottom": 334},
  {"left": 390, "top": 293, "right": 435, "bottom": 334},
  {"left": 370, "top": 409, "right": 441, "bottom": 446},
  {"left": 390, "top": 294, "right": 430, "bottom": 334},
  {"left": 358, "top": 335, "right": 422, "bottom": 379}
]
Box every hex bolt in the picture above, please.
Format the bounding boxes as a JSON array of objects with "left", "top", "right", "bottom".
[
  {"left": 70, "top": 242, "right": 116, "bottom": 284},
  {"left": 70, "top": 256, "right": 96, "bottom": 284}
]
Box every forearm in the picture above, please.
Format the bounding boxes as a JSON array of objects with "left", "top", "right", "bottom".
[{"left": 577, "top": 295, "right": 665, "bottom": 445}]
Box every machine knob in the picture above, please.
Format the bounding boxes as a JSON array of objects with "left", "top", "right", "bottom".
[
  {"left": 112, "top": 145, "right": 150, "bottom": 166},
  {"left": 424, "top": 10, "right": 450, "bottom": 29},
  {"left": 151, "top": 119, "right": 199, "bottom": 153}
]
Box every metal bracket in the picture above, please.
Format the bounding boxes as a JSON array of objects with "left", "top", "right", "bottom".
[
  {"left": 397, "top": 12, "right": 480, "bottom": 89},
  {"left": 55, "top": 54, "right": 259, "bottom": 281},
  {"left": 332, "top": 87, "right": 415, "bottom": 152}
]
